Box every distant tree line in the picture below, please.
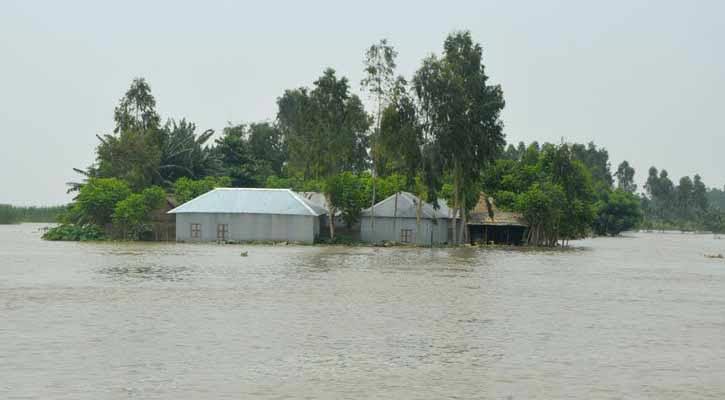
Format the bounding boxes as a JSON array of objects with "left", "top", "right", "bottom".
[
  {"left": 641, "top": 167, "right": 724, "bottom": 233},
  {"left": 0, "top": 205, "right": 65, "bottom": 224},
  {"left": 44, "top": 30, "right": 723, "bottom": 242}
]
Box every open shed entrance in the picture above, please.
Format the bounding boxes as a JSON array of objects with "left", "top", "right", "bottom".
[{"left": 469, "top": 224, "right": 526, "bottom": 245}]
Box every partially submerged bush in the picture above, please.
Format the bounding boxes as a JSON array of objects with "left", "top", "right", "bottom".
[{"left": 42, "top": 224, "right": 105, "bottom": 241}]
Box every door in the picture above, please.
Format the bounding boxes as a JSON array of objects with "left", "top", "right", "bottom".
[{"left": 217, "top": 224, "right": 229, "bottom": 241}]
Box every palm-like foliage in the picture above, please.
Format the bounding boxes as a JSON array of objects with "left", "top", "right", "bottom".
[
  {"left": 158, "top": 119, "right": 222, "bottom": 185},
  {"left": 68, "top": 119, "right": 222, "bottom": 194}
]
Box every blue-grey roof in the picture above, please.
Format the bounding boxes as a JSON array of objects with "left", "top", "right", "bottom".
[
  {"left": 168, "top": 188, "right": 326, "bottom": 216},
  {"left": 361, "top": 192, "right": 455, "bottom": 220}
]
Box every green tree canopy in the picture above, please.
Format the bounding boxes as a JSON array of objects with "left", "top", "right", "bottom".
[
  {"left": 71, "top": 178, "right": 132, "bottom": 226},
  {"left": 413, "top": 31, "right": 506, "bottom": 243}
]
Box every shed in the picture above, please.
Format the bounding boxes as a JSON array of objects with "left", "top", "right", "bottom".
[
  {"left": 168, "top": 188, "right": 326, "bottom": 244},
  {"left": 360, "top": 192, "right": 453, "bottom": 246},
  {"left": 467, "top": 193, "right": 528, "bottom": 245}
]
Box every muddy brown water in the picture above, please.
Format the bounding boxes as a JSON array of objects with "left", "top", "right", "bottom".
[{"left": 1, "top": 224, "right": 724, "bottom": 399}]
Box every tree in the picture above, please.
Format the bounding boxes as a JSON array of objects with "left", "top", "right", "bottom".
[
  {"left": 158, "top": 119, "right": 222, "bottom": 184},
  {"left": 538, "top": 144, "right": 596, "bottom": 242},
  {"left": 246, "top": 122, "right": 286, "bottom": 177},
  {"left": 71, "top": 178, "right": 132, "bottom": 226},
  {"left": 173, "top": 176, "right": 232, "bottom": 205},
  {"left": 378, "top": 78, "right": 423, "bottom": 182},
  {"left": 214, "top": 122, "right": 285, "bottom": 187},
  {"left": 516, "top": 182, "right": 566, "bottom": 246},
  {"left": 0, "top": 205, "right": 20, "bottom": 224},
  {"left": 325, "top": 172, "right": 367, "bottom": 229},
  {"left": 413, "top": 31, "right": 506, "bottom": 243},
  {"left": 93, "top": 127, "right": 162, "bottom": 191},
  {"left": 277, "top": 68, "right": 371, "bottom": 238},
  {"left": 276, "top": 88, "right": 317, "bottom": 178},
  {"left": 362, "top": 38, "right": 398, "bottom": 233},
  {"left": 571, "top": 142, "right": 613, "bottom": 194},
  {"left": 112, "top": 186, "right": 166, "bottom": 239},
  {"left": 675, "top": 176, "right": 695, "bottom": 220},
  {"left": 77, "top": 79, "right": 218, "bottom": 191},
  {"left": 692, "top": 174, "right": 709, "bottom": 213},
  {"left": 644, "top": 167, "right": 675, "bottom": 223},
  {"left": 113, "top": 78, "right": 161, "bottom": 134},
  {"left": 593, "top": 189, "right": 642, "bottom": 236},
  {"left": 615, "top": 161, "right": 637, "bottom": 193}
]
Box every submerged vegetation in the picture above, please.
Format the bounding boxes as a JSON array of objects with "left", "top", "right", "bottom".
[{"left": 43, "top": 30, "right": 724, "bottom": 243}]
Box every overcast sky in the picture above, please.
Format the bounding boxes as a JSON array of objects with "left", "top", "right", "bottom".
[{"left": 1, "top": 0, "right": 723, "bottom": 205}]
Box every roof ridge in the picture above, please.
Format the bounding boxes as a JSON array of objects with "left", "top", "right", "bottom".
[
  {"left": 405, "top": 192, "right": 438, "bottom": 219},
  {"left": 288, "top": 190, "right": 320, "bottom": 216},
  {"left": 168, "top": 187, "right": 222, "bottom": 213}
]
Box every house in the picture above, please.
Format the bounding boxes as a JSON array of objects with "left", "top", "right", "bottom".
[
  {"left": 360, "top": 192, "right": 454, "bottom": 246},
  {"left": 467, "top": 193, "right": 528, "bottom": 245},
  {"left": 168, "top": 188, "right": 326, "bottom": 244}
]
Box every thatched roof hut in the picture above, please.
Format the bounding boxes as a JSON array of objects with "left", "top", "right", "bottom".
[{"left": 467, "top": 193, "right": 528, "bottom": 245}]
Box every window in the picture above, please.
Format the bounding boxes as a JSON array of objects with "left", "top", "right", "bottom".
[
  {"left": 217, "top": 224, "right": 229, "bottom": 241},
  {"left": 400, "top": 229, "right": 413, "bottom": 243},
  {"left": 190, "top": 223, "right": 201, "bottom": 238}
]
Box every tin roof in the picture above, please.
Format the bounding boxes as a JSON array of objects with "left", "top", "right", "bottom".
[
  {"left": 361, "top": 192, "right": 454, "bottom": 220},
  {"left": 168, "top": 188, "right": 326, "bottom": 216},
  {"left": 298, "top": 192, "right": 342, "bottom": 216}
]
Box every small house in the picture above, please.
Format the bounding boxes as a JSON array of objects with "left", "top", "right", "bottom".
[
  {"left": 360, "top": 192, "right": 453, "bottom": 246},
  {"left": 467, "top": 193, "right": 528, "bottom": 245},
  {"left": 168, "top": 188, "right": 326, "bottom": 244}
]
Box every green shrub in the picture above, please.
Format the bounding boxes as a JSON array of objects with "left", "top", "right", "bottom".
[
  {"left": 42, "top": 224, "right": 105, "bottom": 241},
  {"left": 112, "top": 186, "right": 167, "bottom": 239}
]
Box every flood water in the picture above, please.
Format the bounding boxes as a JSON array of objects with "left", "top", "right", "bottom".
[{"left": 1, "top": 223, "right": 724, "bottom": 399}]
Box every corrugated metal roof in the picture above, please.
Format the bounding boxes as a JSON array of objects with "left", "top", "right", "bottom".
[
  {"left": 361, "top": 192, "right": 453, "bottom": 220},
  {"left": 298, "top": 192, "right": 342, "bottom": 216},
  {"left": 168, "top": 188, "right": 326, "bottom": 216}
]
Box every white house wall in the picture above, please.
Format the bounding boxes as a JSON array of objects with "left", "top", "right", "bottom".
[
  {"left": 360, "top": 216, "right": 450, "bottom": 245},
  {"left": 175, "top": 213, "right": 317, "bottom": 244}
]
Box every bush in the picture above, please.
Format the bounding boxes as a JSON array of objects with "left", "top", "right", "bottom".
[
  {"left": 72, "top": 178, "right": 132, "bottom": 226},
  {"left": 112, "top": 186, "right": 167, "bottom": 239},
  {"left": 593, "top": 189, "right": 642, "bottom": 236},
  {"left": 42, "top": 224, "right": 105, "bottom": 241}
]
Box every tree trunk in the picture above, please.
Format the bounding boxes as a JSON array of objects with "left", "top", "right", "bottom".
[
  {"left": 370, "top": 95, "right": 383, "bottom": 236},
  {"left": 326, "top": 192, "right": 336, "bottom": 240},
  {"left": 416, "top": 195, "right": 422, "bottom": 244},
  {"left": 452, "top": 170, "right": 459, "bottom": 244},
  {"left": 458, "top": 185, "right": 467, "bottom": 245},
  {"left": 328, "top": 208, "right": 336, "bottom": 240},
  {"left": 393, "top": 193, "right": 399, "bottom": 242},
  {"left": 371, "top": 170, "right": 376, "bottom": 233}
]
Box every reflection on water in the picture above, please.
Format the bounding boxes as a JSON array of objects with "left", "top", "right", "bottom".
[
  {"left": 1, "top": 224, "right": 725, "bottom": 399},
  {"left": 98, "top": 265, "right": 190, "bottom": 283}
]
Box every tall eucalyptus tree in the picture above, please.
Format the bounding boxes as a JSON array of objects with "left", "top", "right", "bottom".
[
  {"left": 361, "top": 39, "right": 398, "bottom": 232},
  {"left": 413, "top": 31, "right": 506, "bottom": 243}
]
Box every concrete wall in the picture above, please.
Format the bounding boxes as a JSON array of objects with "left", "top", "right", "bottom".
[
  {"left": 175, "top": 213, "right": 318, "bottom": 244},
  {"left": 360, "top": 216, "right": 450, "bottom": 245}
]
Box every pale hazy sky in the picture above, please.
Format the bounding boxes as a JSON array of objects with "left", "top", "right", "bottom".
[{"left": 1, "top": 0, "right": 723, "bottom": 205}]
